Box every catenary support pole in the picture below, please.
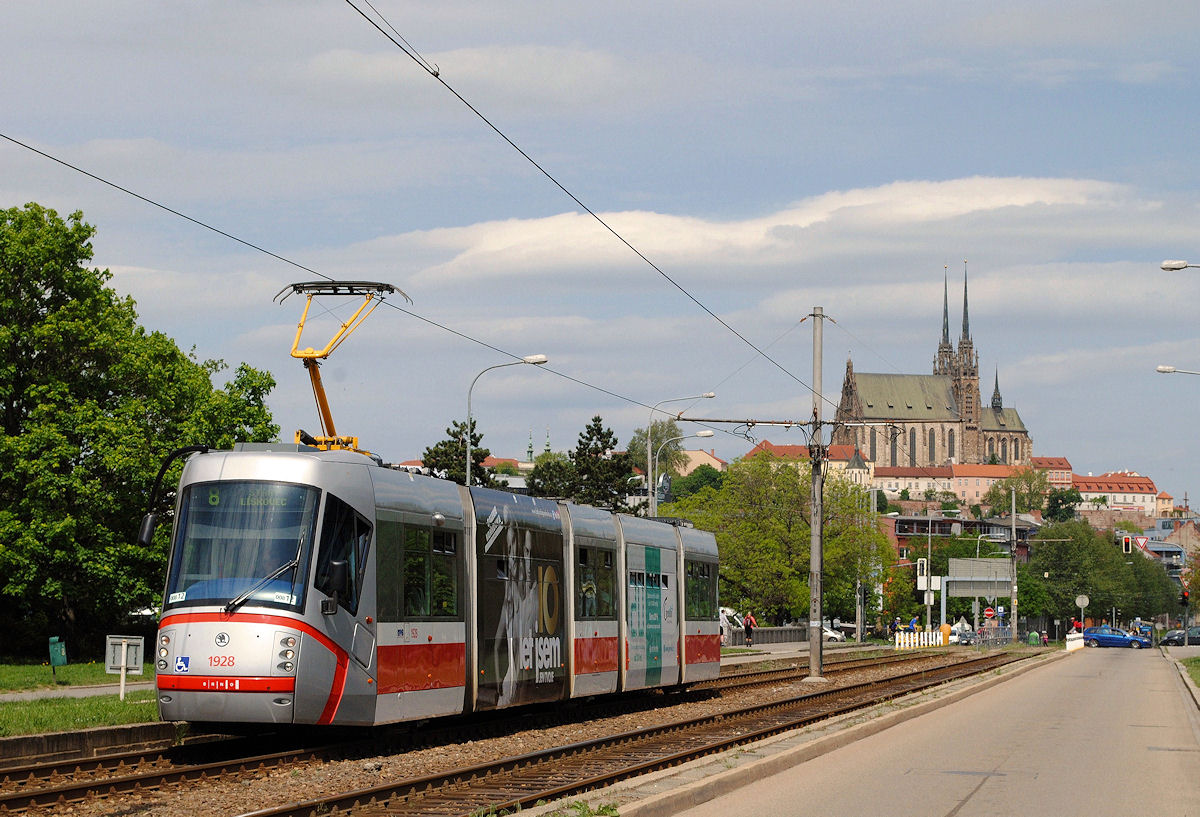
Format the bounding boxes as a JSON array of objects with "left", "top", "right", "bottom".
[{"left": 807, "top": 307, "right": 826, "bottom": 681}]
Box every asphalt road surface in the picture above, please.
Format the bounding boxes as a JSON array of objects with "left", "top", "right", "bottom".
[{"left": 676, "top": 648, "right": 1200, "bottom": 817}]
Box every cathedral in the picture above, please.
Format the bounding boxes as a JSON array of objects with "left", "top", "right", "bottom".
[{"left": 832, "top": 268, "right": 1032, "bottom": 468}]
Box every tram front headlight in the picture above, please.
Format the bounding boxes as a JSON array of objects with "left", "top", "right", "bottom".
[
  {"left": 159, "top": 634, "right": 170, "bottom": 646},
  {"left": 159, "top": 647, "right": 169, "bottom": 658},
  {"left": 280, "top": 636, "right": 296, "bottom": 648},
  {"left": 157, "top": 659, "right": 168, "bottom": 670},
  {"left": 280, "top": 649, "right": 295, "bottom": 660},
  {"left": 279, "top": 661, "right": 294, "bottom": 672}
]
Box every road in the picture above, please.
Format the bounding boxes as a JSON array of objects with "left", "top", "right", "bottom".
[{"left": 675, "top": 648, "right": 1200, "bottom": 817}]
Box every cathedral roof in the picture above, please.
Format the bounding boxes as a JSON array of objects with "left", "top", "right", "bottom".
[
  {"left": 980, "top": 406, "right": 1028, "bottom": 433},
  {"left": 850, "top": 373, "right": 960, "bottom": 422}
]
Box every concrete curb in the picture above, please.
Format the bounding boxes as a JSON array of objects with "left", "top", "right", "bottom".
[
  {"left": 524, "top": 649, "right": 1071, "bottom": 817},
  {"left": 0, "top": 722, "right": 181, "bottom": 767},
  {"left": 1167, "top": 654, "right": 1200, "bottom": 711}
]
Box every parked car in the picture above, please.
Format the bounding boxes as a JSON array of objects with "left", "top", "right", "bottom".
[
  {"left": 823, "top": 625, "right": 846, "bottom": 642},
  {"left": 1159, "top": 626, "right": 1200, "bottom": 646},
  {"left": 1082, "top": 625, "right": 1152, "bottom": 649}
]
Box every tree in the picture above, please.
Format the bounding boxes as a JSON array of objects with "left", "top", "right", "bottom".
[
  {"left": 1045, "top": 487, "right": 1083, "bottom": 523},
  {"left": 981, "top": 467, "right": 1049, "bottom": 515},
  {"left": 569, "top": 416, "right": 633, "bottom": 511},
  {"left": 625, "top": 419, "right": 683, "bottom": 481},
  {"left": 672, "top": 463, "right": 723, "bottom": 500},
  {"left": 664, "top": 453, "right": 892, "bottom": 625},
  {"left": 421, "top": 419, "right": 501, "bottom": 488},
  {"left": 0, "top": 203, "right": 278, "bottom": 655},
  {"left": 526, "top": 451, "right": 575, "bottom": 498}
]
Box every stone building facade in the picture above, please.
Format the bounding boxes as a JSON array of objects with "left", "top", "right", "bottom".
[{"left": 833, "top": 269, "right": 1032, "bottom": 468}]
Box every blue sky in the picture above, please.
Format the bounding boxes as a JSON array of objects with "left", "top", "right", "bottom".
[{"left": 5, "top": 3, "right": 1200, "bottom": 501}]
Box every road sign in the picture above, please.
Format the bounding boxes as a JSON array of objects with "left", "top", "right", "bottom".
[
  {"left": 105, "top": 635, "right": 144, "bottom": 674},
  {"left": 1134, "top": 536, "right": 1148, "bottom": 548},
  {"left": 984, "top": 607, "right": 995, "bottom": 619}
]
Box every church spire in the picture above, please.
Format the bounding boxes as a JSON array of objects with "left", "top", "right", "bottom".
[
  {"left": 941, "top": 265, "right": 950, "bottom": 345},
  {"left": 961, "top": 259, "right": 970, "bottom": 341},
  {"left": 991, "top": 368, "right": 1002, "bottom": 410}
]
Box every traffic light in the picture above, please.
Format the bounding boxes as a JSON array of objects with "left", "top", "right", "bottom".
[
  {"left": 1121, "top": 536, "right": 1132, "bottom": 554},
  {"left": 1182, "top": 588, "right": 1191, "bottom": 607}
]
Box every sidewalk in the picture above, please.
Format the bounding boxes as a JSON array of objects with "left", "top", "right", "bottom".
[{"left": 0, "top": 680, "right": 153, "bottom": 702}]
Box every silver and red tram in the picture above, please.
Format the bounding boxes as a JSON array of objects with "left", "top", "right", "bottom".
[{"left": 152, "top": 443, "right": 720, "bottom": 727}]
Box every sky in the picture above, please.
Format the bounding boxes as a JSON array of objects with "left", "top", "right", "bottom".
[{"left": 5, "top": 2, "right": 1200, "bottom": 502}]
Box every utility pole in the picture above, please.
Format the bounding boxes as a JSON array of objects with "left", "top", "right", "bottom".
[
  {"left": 1011, "top": 486, "right": 1018, "bottom": 642},
  {"left": 807, "top": 307, "right": 827, "bottom": 682}
]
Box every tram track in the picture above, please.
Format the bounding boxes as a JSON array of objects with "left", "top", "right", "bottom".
[
  {"left": 239, "top": 652, "right": 1025, "bottom": 817},
  {"left": 1, "top": 650, "right": 1027, "bottom": 815}
]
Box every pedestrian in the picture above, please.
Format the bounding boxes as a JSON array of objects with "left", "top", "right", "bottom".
[
  {"left": 1041, "top": 631, "right": 1048, "bottom": 646},
  {"left": 743, "top": 611, "right": 758, "bottom": 647}
]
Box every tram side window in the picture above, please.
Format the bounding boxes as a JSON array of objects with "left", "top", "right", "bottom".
[
  {"left": 576, "top": 546, "right": 615, "bottom": 619},
  {"left": 685, "top": 560, "right": 717, "bottom": 619},
  {"left": 431, "top": 530, "right": 459, "bottom": 616},
  {"left": 403, "top": 528, "right": 432, "bottom": 616},
  {"left": 376, "top": 519, "right": 404, "bottom": 620},
  {"left": 375, "top": 521, "right": 460, "bottom": 620},
  {"left": 315, "top": 494, "right": 371, "bottom": 616}
]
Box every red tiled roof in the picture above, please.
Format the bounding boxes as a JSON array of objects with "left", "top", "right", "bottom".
[
  {"left": 949, "top": 464, "right": 1018, "bottom": 478},
  {"left": 1030, "top": 456, "right": 1072, "bottom": 470},
  {"left": 1072, "top": 473, "right": 1158, "bottom": 493},
  {"left": 873, "top": 466, "right": 953, "bottom": 478},
  {"left": 745, "top": 440, "right": 864, "bottom": 462}
]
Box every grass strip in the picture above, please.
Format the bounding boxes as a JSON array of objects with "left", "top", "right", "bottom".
[
  {"left": 0, "top": 662, "right": 153, "bottom": 691},
  {"left": 0, "top": 691, "right": 159, "bottom": 738}
]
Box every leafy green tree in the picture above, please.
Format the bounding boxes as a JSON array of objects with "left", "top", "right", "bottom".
[
  {"left": 421, "top": 419, "right": 501, "bottom": 488},
  {"left": 626, "top": 419, "right": 683, "bottom": 480},
  {"left": 982, "top": 467, "right": 1049, "bottom": 515},
  {"left": 671, "top": 463, "right": 723, "bottom": 500},
  {"left": 493, "top": 460, "right": 519, "bottom": 476},
  {"left": 1015, "top": 520, "right": 1176, "bottom": 625},
  {"left": 526, "top": 451, "right": 575, "bottom": 498},
  {"left": 1044, "top": 487, "right": 1083, "bottom": 523},
  {"left": 664, "top": 454, "right": 892, "bottom": 625},
  {"left": 569, "top": 416, "right": 633, "bottom": 511},
  {"left": 0, "top": 203, "right": 278, "bottom": 655}
]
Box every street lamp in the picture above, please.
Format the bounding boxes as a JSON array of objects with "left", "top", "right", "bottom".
[
  {"left": 1161, "top": 260, "right": 1198, "bottom": 271},
  {"left": 651, "top": 431, "right": 714, "bottom": 513},
  {"left": 1156, "top": 365, "right": 1200, "bottom": 376},
  {"left": 646, "top": 393, "right": 715, "bottom": 516},
  {"left": 465, "top": 354, "right": 548, "bottom": 487}
]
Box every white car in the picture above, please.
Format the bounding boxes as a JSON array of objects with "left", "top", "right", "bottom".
[{"left": 823, "top": 625, "right": 846, "bottom": 642}]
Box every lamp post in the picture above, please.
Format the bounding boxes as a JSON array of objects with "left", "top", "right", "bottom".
[
  {"left": 1161, "top": 260, "right": 1199, "bottom": 271},
  {"left": 647, "top": 392, "right": 715, "bottom": 516},
  {"left": 653, "top": 431, "right": 714, "bottom": 509},
  {"left": 465, "top": 354, "right": 548, "bottom": 487},
  {"left": 1156, "top": 364, "right": 1200, "bottom": 376}
]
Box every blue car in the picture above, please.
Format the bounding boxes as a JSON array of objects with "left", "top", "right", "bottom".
[{"left": 1082, "top": 625, "right": 1152, "bottom": 649}]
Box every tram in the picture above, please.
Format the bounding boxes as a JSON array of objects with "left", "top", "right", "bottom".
[{"left": 147, "top": 443, "right": 721, "bottom": 727}]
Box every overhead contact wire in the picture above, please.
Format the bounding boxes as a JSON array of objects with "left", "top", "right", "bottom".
[{"left": 341, "top": 0, "right": 816, "bottom": 397}]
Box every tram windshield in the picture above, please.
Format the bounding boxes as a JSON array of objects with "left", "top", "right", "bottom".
[{"left": 163, "top": 481, "right": 320, "bottom": 612}]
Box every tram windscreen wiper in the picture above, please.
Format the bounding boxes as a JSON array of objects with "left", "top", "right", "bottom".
[{"left": 224, "top": 534, "right": 306, "bottom": 614}]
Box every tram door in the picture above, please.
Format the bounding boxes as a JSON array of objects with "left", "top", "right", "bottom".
[{"left": 625, "top": 542, "right": 679, "bottom": 690}]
